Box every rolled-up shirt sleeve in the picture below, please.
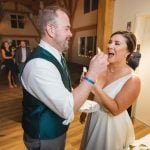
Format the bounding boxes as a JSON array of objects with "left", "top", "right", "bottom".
[{"left": 21, "top": 58, "right": 74, "bottom": 124}]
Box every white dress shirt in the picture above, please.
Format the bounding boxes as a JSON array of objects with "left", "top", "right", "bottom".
[
  {"left": 21, "top": 40, "right": 74, "bottom": 125},
  {"left": 21, "top": 48, "right": 26, "bottom": 63}
]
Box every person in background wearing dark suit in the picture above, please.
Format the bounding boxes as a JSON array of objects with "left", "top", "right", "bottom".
[{"left": 15, "top": 40, "right": 31, "bottom": 73}]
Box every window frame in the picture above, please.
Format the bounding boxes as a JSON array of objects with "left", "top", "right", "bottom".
[
  {"left": 10, "top": 14, "right": 25, "bottom": 29},
  {"left": 78, "top": 36, "right": 97, "bottom": 58},
  {"left": 84, "top": 0, "right": 98, "bottom": 14}
]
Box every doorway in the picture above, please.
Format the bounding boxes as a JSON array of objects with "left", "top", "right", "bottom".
[{"left": 133, "top": 15, "right": 150, "bottom": 126}]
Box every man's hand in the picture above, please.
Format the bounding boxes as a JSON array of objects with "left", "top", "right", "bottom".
[{"left": 87, "top": 52, "right": 108, "bottom": 82}]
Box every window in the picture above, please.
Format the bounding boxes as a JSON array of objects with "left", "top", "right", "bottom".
[
  {"left": 84, "top": 0, "right": 98, "bottom": 14},
  {"left": 11, "top": 40, "right": 19, "bottom": 48},
  {"left": 11, "top": 40, "right": 29, "bottom": 48},
  {"left": 79, "top": 37, "right": 86, "bottom": 55},
  {"left": 10, "top": 14, "right": 24, "bottom": 29},
  {"left": 79, "top": 36, "right": 97, "bottom": 58},
  {"left": 84, "top": 0, "right": 90, "bottom": 14},
  {"left": 86, "top": 36, "right": 94, "bottom": 57},
  {"left": 92, "top": 0, "right": 98, "bottom": 11}
]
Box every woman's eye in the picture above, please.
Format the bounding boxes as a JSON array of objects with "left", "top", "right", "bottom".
[{"left": 115, "top": 42, "right": 120, "bottom": 45}]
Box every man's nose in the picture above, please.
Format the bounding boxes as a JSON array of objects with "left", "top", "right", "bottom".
[{"left": 69, "top": 30, "right": 72, "bottom": 37}]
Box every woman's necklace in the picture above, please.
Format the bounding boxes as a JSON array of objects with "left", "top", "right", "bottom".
[
  {"left": 108, "top": 65, "right": 130, "bottom": 74},
  {"left": 106, "top": 65, "right": 131, "bottom": 85}
]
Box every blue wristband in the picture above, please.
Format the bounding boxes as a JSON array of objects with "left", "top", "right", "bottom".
[{"left": 83, "top": 76, "right": 95, "bottom": 85}]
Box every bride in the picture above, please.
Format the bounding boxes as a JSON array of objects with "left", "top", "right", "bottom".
[{"left": 80, "top": 31, "right": 141, "bottom": 150}]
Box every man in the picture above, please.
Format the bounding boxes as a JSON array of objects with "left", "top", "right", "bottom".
[
  {"left": 21, "top": 5, "right": 108, "bottom": 150},
  {"left": 15, "top": 40, "right": 31, "bottom": 72}
]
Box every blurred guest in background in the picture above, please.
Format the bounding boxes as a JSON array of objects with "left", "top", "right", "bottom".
[
  {"left": 1, "top": 41, "right": 17, "bottom": 88},
  {"left": 15, "top": 40, "right": 31, "bottom": 73}
]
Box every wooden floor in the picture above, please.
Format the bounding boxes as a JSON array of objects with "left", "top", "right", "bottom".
[
  {"left": 0, "top": 61, "right": 150, "bottom": 150},
  {"left": 0, "top": 84, "right": 150, "bottom": 150}
]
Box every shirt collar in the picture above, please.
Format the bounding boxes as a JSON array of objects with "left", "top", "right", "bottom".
[{"left": 39, "top": 40, "right": 62, "bottom": 63}]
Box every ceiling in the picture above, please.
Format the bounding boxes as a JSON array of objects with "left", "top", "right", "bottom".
[{"left": 1, "top": 0, "right": 71, "bottom": 15}]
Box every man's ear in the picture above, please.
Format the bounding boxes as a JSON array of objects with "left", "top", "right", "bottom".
[{"left": 46, "top": 24, "right": 55, "bottom": 38}]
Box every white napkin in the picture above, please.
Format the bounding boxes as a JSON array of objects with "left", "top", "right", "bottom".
[{"left": 79, "top": 100, "right": 99, "bottom": 113}]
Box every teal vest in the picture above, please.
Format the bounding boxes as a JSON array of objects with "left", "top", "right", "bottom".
[{"left": 22, "top": 46, "right": 71, "bottom": 140}]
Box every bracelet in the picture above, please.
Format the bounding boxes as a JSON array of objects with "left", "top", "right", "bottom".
[{"left": 83, "top": 76, "right": 95, "bottom": 85}]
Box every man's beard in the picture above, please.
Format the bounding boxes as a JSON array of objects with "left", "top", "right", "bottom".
[
  {"left": 63, "top": 40, "right": 69, "bottom": 51},
  {"left": 55, "top": 38, "right": 69, "bottom": 51}
]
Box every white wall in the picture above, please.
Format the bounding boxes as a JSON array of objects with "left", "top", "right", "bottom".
[
  {"left": 113, "top": 0, "right": 150, "bottom": 126},
  {"left": 134, "top": 16, "right": 150, "bottom": 126},
  {"left": 72, "top": 0, "right": 97, "bottom": 28},
  {"left": 113, "top": 0, "right": 150, "bottom": 32}
]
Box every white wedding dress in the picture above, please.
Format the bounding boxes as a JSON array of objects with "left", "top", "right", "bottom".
[{"left": 81, "top": 73, "right": 135, "bottom": 150}]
